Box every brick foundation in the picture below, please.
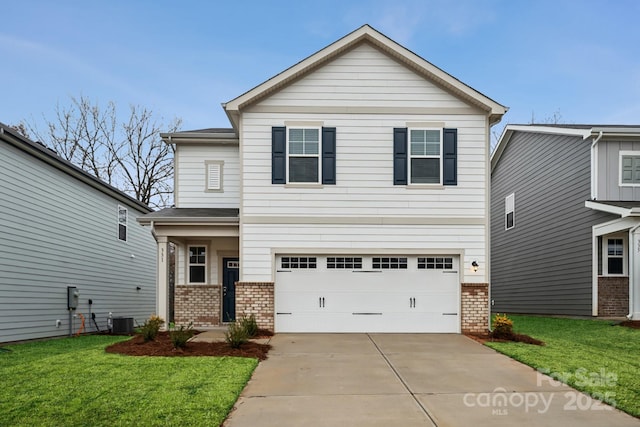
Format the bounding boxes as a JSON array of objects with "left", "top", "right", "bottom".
[
  {"left": 598, "top": 277, "right": 629, "bottom": 317},
  {"left": 235, "top": 282, "right": 275, "bottom": 331},
  {"left": 461, "top": 283, "right": 489, "bottom": 334},
  {"left": 174, "top": 285, "right": 220, "bottom": 328}
]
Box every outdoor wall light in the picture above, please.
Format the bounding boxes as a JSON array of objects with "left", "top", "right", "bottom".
[{"left": 471, "top": 261, "right": 479, "bottom": 272}]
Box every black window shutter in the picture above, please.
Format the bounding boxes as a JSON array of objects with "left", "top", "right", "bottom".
[
  {"left": 272, "top": 126, "right": 286, "bottom": 184},
  {"left": 443, "top": 128, "right": 457, "bottom": 186},
  {"left": 393, "top": 128, "right": 408, "bottom": 185},
  {"left": 322, "top": 127, "right": 336, "bottom": 185}
]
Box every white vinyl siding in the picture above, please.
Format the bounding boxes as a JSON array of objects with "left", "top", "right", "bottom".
[
  {"left": 241, "top": 223, "right": 484, "bottom": 284},
  {"left": 258, "top": 44, "right": 471, "bottom": 109},
  {"left": 505, "top": 193, "right": 515, "bottom": 230},
  {"left": 239, "top": 42, "right": 490, "bottom": 284},
  {"left": 175, "top": 144, "right": 239, "bottom": 208},
  {"left": 0, "top": 141, "right": 156, "bottom": 343}
]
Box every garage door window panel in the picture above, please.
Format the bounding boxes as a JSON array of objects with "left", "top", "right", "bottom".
[
  {"left": 327, "top": 257, "right": 363, "bottom": 269},
  {"left": 281, "top": 256, "right": 317, "bottom": 269},
  {"left": 418, "top": 257, "right": 453, "bottom": 269},
  {"left": 372, "top": 257, "right": 408, "bottom": 269}
]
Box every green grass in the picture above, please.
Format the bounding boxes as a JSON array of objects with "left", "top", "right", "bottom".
[
  {"left": 0, "top": 335, "right": 258, "bottom": 426},
  {"left": 486, "top": 315, "right": 640, "bottom": 417}
]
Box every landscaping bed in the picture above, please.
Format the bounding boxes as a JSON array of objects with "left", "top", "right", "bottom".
[{"left": 106, "top": 330, "right": 272, "bottom": 360}]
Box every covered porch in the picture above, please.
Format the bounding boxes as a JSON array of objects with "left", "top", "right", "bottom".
[
  {"left": 138, "top": 208, "right": 239, "bottom": 327},
  {"left": 587, "top": 201, "right": 640, "bottom": 319}
]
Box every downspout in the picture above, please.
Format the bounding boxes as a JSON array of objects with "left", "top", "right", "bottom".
[
  {"left": 628, "top": 223, "right": 640, "bottom": 319},
  {"left": 590, "top": 131, "right": 603, "bottom": 200}
]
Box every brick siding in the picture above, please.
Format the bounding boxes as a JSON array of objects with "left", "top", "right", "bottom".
[
  {"left": 174, "top": 285, "right": 220, "bottom": 328},
  {"left": 235, "top": 282, "right": 275, "bottom": 331},
  {"left": 461, "top": 283, "right": 489, "bottom": 334},
  {"left": 598, "top": 277, "right": 629, "bottom": 317}
]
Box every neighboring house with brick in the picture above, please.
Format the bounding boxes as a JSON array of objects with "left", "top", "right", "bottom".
[
  {"left": 139, "top": 25, "right": 507, "bottom": 333},
  {"left": 0, "top": 123, "right": 157, "bottom": 343},
  {"left": 491, "top": 124, "right": 640, "bottom": 319}
]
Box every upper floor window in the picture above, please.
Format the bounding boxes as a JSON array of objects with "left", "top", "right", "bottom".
[
  {"left": 188, "top": 246, "right": 206, "bottom": 283},
  {"left": 288, "top": 128, "right": 320, "bottom": 183},
  {"left": 505, "top": 193, "right": 515, "bottom": 230},
  {"left": 205, "top": 160, "right": 224, "bottom": 192},
  {"left": 118, "top": 206, "right": 127, "bottom": 241},
  {"left": 409, "top": 129, "right": 441, "bottom": 184},
  {"left": 620, "top": 152, "right": 640, "bottom": 186}
]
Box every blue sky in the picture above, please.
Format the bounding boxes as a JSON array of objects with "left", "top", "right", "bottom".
[{"left": 2, "top": 0, "right": 639, "bottom": 137}]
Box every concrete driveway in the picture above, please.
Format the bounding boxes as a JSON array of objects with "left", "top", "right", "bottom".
[{"left": 223, "top": 334, "right": 640, "bottom": 427}]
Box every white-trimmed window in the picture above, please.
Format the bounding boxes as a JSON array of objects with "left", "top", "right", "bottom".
[
  {"left": 409, "top": 128, "right": 442, "bottom": 184},
  {"left": 505, "top": 193, "right": 515, "bottom": 230},
  {"left": 620, "top": 151, "right": 640, "bottom": 186},
  {"left": 288, "top": 127, "right": 320, "bottom": 183},
  {"left": 118, "top": 205, "right": 127, "bottom": 241},
  {"left": 604, "top": 237, "right": 626, "bottom": 276},
  {"left": 188, "top": 246, "right": 206, "bottom": 283},
  {"left": 205, "top": 160, "right": 224, "bottom": 192}
]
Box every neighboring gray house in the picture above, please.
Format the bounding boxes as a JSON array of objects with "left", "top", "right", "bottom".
[
  {"left": 491, "top": 124, "right": 640, "bottom": 319},
  {"left": 0, "top": 123, "right": 157, "bottom": 343}
]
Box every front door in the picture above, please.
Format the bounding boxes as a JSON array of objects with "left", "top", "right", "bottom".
[{"left": 222, "top": 258, "right": 239, "bottom": 322}]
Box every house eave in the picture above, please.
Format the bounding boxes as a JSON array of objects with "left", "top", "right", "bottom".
[
  {"left": 160, "top": 131, "right": 238, "bottom": 145},
  {"left": 585, "top": 200, "right": 640, "bottom": 217},
  {"left": 223, "top": 25, "right": 507, "bottom": 128}
]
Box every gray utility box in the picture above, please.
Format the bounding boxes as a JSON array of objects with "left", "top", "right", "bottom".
[{"left": 112, "top": 317, "right": 134, "bottom": 334}]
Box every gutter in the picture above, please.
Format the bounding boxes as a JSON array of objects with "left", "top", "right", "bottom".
[
  {"left": 628, "top": 223, "right": 640, "bottom": 319},
  {"left": 590, "top": 131, "right": 603, "bottom": 200}
]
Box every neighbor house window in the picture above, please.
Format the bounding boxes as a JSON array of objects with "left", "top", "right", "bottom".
[
  {"left": 409, "top": 129, "right": 441, "bottom": 184},
  {"left": 205, "top": 160, "right": 224, "bottom": 191},
  {"left": 505, "top": 193, "right": 515, "bottom": 230},
  {"left": 188, "top": 246, "right": 206, "bottom": 283},
  {"left": 606, "top": 238, "right": 624, "bottom": 275},
  {"left": 118, "top": 206, "right": 127, "bottom": 241},
  {"left": 288, "top": 128, "right": 320, "bottom": 183},
  {"left": 620, "top": 152, "right": 640, "bottom": 185}
]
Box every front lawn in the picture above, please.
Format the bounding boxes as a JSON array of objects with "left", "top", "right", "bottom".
[
  {"left": 486, "top": 315, "right": 640, "bottom": 418},
  {"left": 0, "top": 335, "right": 258, "bottom": 426}
]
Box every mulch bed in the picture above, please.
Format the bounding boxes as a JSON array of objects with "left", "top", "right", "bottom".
[
  {"left": 619, "top": 320, "right": 640, "bottom": 329},
  {"left": 105, "top": 331, "right": 272, "bottom": 360},
  {"left": 465, "top": 332, "right": 544, "bottom": 346}
]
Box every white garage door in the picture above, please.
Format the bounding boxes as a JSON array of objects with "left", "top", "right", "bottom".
[{"left": 275, "top": 255, "right": 460, "bottom": 333}]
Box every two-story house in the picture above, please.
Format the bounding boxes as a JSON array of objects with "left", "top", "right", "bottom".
[
  {"left": 139, "top": 25, "right": 507, "bottom": 333},
  {"left": 491, "top": 124, "right": 640, "bottom": 319},
  {"left": 0, "top": 123, "right": 157, "bottom": 343}
]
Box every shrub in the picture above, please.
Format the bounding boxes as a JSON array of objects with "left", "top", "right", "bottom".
[
  {"left": 239, "top": 314, "right": 259, "bottom": 338},
  {"left": 225, "top": 322, "right": 249, "bottom": 349},
  {"left": 491, "top": 313, "right": 514, "bottom": 339},
  {"left": 169, "top": 322, "right": 195, "bottom": 349},
  {"left": 141, "top": 315, "right": 164, "bottom": 342}
]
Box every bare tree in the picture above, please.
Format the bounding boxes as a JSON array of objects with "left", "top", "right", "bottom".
[{"left": 22, "top": 96, "right": 181, "bottom": 209}]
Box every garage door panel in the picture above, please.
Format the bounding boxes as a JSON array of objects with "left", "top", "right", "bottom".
[{"left": 275, "top": 255, "right": 460, "bottom": 333}]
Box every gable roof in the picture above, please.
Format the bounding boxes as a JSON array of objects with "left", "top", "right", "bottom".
[
  {"left": 223, "top": 24, "right": 507, "bottom": 128},
  {"left": 0, "top": 122, "right": 152, "bottom": 213},
  {"left": 491, "top": 124, "right": 640, "bottom": 173}
]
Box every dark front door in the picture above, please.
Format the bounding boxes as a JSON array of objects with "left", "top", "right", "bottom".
[{"left": 222, "top": 258, "right": 239, "bottom": 322}]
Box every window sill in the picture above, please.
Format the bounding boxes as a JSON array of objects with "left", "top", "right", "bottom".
[
  {"left": 284, "top": 183, "right": 324, "bottom": 189},
  {"left": 598, "top": 275, "right": 629, "bottom": 278},
  {"left": 405, "top": 184, "right": 445, "bottom": 190}
]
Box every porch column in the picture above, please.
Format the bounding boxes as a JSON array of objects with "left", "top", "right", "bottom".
[
  {"left": 156, "top": 236, "right": 170, "bottom": 325},
  {"left": 632, "top": 228, "right": 640, "bottom": 319}
]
